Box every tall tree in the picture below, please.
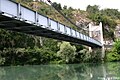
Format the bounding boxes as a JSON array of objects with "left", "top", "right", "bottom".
[
  {"left": 52, "top": 2, "right": 62, "bottom": 10},
  {"left": 86, "top": 5, "right": 99, "bottom": 14}
]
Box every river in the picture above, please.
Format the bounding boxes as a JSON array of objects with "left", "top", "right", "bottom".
[{"left": 0, "top": 62, "right": 120, "bottom": 80}]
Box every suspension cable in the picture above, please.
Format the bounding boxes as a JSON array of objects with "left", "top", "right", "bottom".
[{"left": 47, "top": 0, "right": 87, "bottom": 33}]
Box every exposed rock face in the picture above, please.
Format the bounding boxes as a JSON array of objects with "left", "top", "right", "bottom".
[
  {"left": 115, "top": 24, "right": 120, "bottom": 38},
  {"left": 73, "top": 10, "right": 91, "bottom": 29}
]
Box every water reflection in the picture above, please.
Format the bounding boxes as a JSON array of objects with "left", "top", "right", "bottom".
[{"left": 0, "top": 62, "right": 120, "bottom": 80}]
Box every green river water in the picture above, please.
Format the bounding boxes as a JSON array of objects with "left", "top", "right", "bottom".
[{"left": 0, "top": 62, "right": 120, "bottom": 80}]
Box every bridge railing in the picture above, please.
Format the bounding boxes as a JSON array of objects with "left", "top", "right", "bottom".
[{"left": 0, "top": 0, "right": 102, "bottom": 47}]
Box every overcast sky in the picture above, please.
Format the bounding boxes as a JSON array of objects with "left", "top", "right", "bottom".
[{"left": 47, "top": 0, "right": 120, "bottom": 11}]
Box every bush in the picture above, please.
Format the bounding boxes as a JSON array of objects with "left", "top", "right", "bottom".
[
  {"left": 57, "top": 42, "right": 76, "bottom": 63},
  {"left": 106, "top": 39, "right": 120, "bottom": 61},
  {"left": 0, "top": 47, "right": 58, "bottom": 66}
]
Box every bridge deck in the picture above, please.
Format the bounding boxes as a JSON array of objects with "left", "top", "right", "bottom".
[{"left": 0, "top": 0, "right": 102, "bottom": 48}]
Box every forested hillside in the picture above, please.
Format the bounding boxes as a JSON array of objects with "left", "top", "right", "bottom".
[{"left": 0, "top": 0, "right": 120, "bottom": 65}]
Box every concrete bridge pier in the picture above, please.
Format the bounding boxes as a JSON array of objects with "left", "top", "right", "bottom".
[
  {"left": 90, "top": 46, "right": 105, "bottom": 61},
  {"left": 101, "top": 46, "right": 105, "bottom": 60}
]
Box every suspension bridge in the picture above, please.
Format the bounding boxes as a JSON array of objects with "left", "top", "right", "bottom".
[{"left": 0, "top": 0, "right": 102, "bottom": 48}]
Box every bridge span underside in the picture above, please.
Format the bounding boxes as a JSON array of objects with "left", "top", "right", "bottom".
[{"left": 0, "top": 0, "right": 102, "bottom": 48}]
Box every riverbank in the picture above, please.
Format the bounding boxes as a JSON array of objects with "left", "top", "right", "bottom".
[{"left": 0, "top": 47, "right": 102, "bottom": 66}]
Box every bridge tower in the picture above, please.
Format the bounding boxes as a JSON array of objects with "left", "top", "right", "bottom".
[{"left": 89, "top": 22, "right": 105, "bottom": 59}]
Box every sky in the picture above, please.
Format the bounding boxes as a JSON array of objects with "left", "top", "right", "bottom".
[{"left": 46, "top": 0, "right": 120, "bottom": 11}]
